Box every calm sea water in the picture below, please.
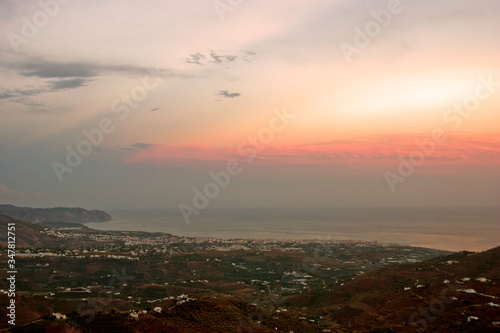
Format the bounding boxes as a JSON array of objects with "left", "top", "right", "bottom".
[{"left": 85, "top": 206, "right": 500, "bottom": 252}]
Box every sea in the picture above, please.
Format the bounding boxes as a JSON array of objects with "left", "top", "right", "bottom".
[{"left": 85, "top": 206, "right": 500, "bottom": 252}]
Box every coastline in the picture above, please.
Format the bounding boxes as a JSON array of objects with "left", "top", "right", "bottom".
[{"left": 84, "top": 206, "right": 500, "bottom": 252}]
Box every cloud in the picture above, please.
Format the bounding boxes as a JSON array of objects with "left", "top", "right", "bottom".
[
  {"left": 242, "top": 50, "right": 257, "bottom": 63},
  {"left": 0, "top": 91, "right": 14, "bottom": 100},
  {"left": 0, "top": 78, "right": 87, "bottom": 106},
  {"left": 11, "top": 58, "right": 163, "bottom": 79},
  {"left": 11, "top": 98, "right": 46, "bottom": 109},
  {"left": 0, "top": 87, "right": 48, "bottom": 108},
  {"left": 184, "top": 50, "right": 255, "bottom": 66},
  {"left": 20, "top": 61, "right": 97, "bottom": 78},
  {"left": 185, "top": 53, "right": 206, "bottom": 65},
  {"left": 124, "top": 133, "right": 500, "bottom": 168},
  {"left": 0, "top": 87, "right": 45, "bottom": 100},
  {"left": 215, "top": 90, "right": 241, "bottom": 100},
  {"left": 131, "top": 143, "right": 155, "bottom": 150},
  {"left": 0, "top": 57, "right": 185, "bottom": 108},
  {"left": 2, "top": 56, "right": 186, "bottom": 80},
  {"left": 49, "top": 78, "right": 88, "bottom": 91},
  {"left": 209, "top": 50, "right": 237, "bottom": 64}
]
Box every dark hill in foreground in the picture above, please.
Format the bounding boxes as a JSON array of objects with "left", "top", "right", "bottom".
[
  {"left": 293, "top": 246, "right": 500, "bottom": 332},
  {"left": 9, "top": 295, "right": 324, "bottom": 333},
  {"left": 0, "top": 204, "right": 112, "bottom": 224}
]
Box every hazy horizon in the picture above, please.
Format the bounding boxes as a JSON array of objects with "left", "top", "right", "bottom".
[{"left": 82, "top": 206, "right": 500, "bottom": 252}]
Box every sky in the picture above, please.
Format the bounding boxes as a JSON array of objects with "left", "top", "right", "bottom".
[{"left": 0, "top": 0, "right": 499, "bottom": 212}]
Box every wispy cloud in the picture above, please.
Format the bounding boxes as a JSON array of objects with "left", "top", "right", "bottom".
[
  {"left": 185, "top": 53, "right": 206, "bottom": 65},
  {"left": 49, "top": 78, "right": 88, "bottom": 90},
  {"left": 124, "top": 133, "right": 500, "bottom": 168},
  {"left": 11, "top": 98, "right": 46, "bottom": 108},
  {"left": 184, "top": 50, "right": 256, "bottom": 66},
  {"left": 131, "top": 142, "right": 155, "bottom": 150},
  {"left": 215, "top": 90, "right": 241, "bottom": 100},
  {"left": 0, "top": 78, "right": 88, "bottom": 106},
  {"left": 209, "top": 50, "right": 237, "bottom": 64},
  {"left": 241, "top": 50, "right": 257, "bottom": 63},
  {"left": 0, "top": 57, "right": 185, "bottom": 108},
  {"left": 0, "top": 87, "right": 45, "bottom": 99},
  {"left": 0, "top": 87, "right": 47, "bottom": 107},
  {"left": 1, "top": 56, "right": 187, "bottom": 80},
  {"left": 19, "top": 61, "right": 97, "bottom": 78}
]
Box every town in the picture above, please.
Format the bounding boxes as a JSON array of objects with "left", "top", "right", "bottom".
[{"left": 3, "top": 223, "right": 448, "bottom": 310}]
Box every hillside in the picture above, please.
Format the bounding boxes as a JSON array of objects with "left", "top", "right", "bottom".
[
  {"left": 0, "top": 204, "right": 112, "bottom": 224},
  {"left": 9, "top": 295, "right": 324, "bottom": 333},
  {"left": 0, "top": 215, "right": 109, "bottom": 248},
  {"left": 295, "top": 246, "right": 500, "bottom": 332},
  {"left": 0, "top": 215, "right": 62, "bottom": 248}
]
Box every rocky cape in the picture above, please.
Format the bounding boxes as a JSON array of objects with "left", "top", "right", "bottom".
[{"left": 0, "top": 204, "right": 112, "bottom": 224}]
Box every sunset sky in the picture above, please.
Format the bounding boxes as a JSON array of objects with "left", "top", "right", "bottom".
[{"left": 0, "top": 0, "right": 499, "bottom": 211}]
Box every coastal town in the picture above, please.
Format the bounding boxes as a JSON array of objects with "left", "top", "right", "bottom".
[
  {"left": 1, "top": 216, "right": 499, "bottom": 332},
  {"left": 4, "top": 223, "right": 449, "bottom": 303}
]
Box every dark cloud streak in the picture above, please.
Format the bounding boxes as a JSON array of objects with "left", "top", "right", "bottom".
[
  {"left": 0, "top": 57, "right": 186, "bottom": 108},
  {"left": 2, "top": 56, "right": 186, "bottom": 80},
  {"left": 215, "top": 90, "right": 241, "bottom": 100},
  {"left": 50, "top": 78, "right": 88, "bottom": 90},
  {"left": 21, "top": 62, "right": 97, "bottom": 78},
  {"left": 209, "top": 50, "right": 237, "bottom": 64},
  {"left": 131, "top": 143, "right": 154, "bottom": 150},
  {"left": 0, "top": 78, "right": 87, "bottom": 107},
  {"left": 185, "top": 53, "right": 206, "bottom": 65},
  {"left": 0, "top": 87, "right": 46, "bottom": 100}
]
